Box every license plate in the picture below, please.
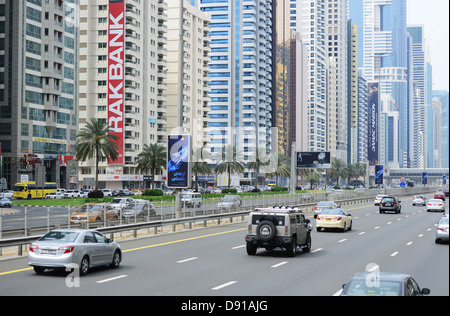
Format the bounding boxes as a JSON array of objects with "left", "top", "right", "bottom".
[
  {"left": 41, "top": 249, "right": 56, "bottom": 255},
  {"left": 385, "top": 203, "right": 392, "bottom": 207},
  {"left": 326, "top": 218, "right": 331, "bottom": 221}
]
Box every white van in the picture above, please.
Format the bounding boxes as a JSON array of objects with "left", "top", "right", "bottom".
[{"left": 181, "top": 192, "right": 202, "bottom": 208}]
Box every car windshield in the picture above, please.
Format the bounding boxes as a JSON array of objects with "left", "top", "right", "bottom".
[
  {"left": 439, "top": 217, "right": 449, "bottom": 225},
  {"left": 110, "top": 199, "right": 124, "bottom": 203},
  {"left": 382, "top": 197, "right": 395, "bottom": 203},
  {"left": 76, "top": 205, "right": 103, "bottom": 213},
  {"left": 320, "top": 209, "right": 342, "bottom": 215},
  {"left": 414, "top": 196, "right": 423, "bottom": 199},
  {"left": 39, "top": 231, "right": 79, "bottom": 242},
  {"left": 1, "top": 198, "right": 10, "bottom": 202},
  {"left": 13, "top": 185, "right": 25, "bottom": 192},
  {"left": 125, "top": 203, "right": 146, "bottom": 210},
  {"left": 318, "top": 201, "right": 335, "bottom": 207},
  {"left": 376, "top": 195, "right": 386, "bottom": 199},
  {"left": 429, "top": 199, "right": 442, "bottom": 203},
  {"left": 345, "top": 280, "right": 401, "bottom": 296},
  {"left": 222, "top": 195, "right": 237, "bottom": 201},
  {"left": 182, "top": 194, "right": 192, "bottom": 198}
]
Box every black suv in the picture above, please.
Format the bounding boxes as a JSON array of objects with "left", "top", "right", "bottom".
[
  {"left": 245, "top": 207, "right": 312, "bottom": 257},
  {"left": 379, "top": 196, "right": 401, "bottom": 214}
]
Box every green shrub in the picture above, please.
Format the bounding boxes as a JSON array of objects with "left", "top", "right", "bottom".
[{"left": 143, "top": 189, "right": 163, "bottom": 196}]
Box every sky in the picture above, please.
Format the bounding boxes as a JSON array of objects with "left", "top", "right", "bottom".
[{"left": 407, "top": 0, "right": 449, "bottom": 91}]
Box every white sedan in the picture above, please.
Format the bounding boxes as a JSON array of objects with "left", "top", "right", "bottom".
[
  {"left": 412, "top": 195, "right": 426, "bottom": 206},
  {"left": 374, "top": 194, "right": 387, "bottom": 206},
  {"left": 45, "top": 192, "right": 63, "bottom": 199},
  {"left": 426, "top": 199, "right": 446, "bottom": 212}
]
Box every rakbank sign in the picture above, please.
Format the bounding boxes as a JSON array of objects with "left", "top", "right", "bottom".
[{"left": 108, "top": 0, "right": 125, "bottom": 165}]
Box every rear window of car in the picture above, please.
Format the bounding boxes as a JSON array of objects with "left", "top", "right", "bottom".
[
  {"left": 251, "top": 215, "right": 285, "bottom": 226},
  {"left": 321, "top": 209, "right": 343, "bottom": 215},
  {"left": 382, "top": 197, "right": 395, "bottom": 203},
  {"left": 39, "top": 231, "right": 79, "bottom": 242}
]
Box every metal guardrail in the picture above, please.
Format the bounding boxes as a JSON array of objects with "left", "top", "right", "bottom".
[{"left": 0, "top": 186, "right": 439, "bottom": 257}]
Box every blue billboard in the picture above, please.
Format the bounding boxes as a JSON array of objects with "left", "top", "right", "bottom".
[
  {"left": 167, "top": 135, "right": 191, "bottom": 188},
  {"left": 368, "top": 82, "right": 379, "bottom": 166}
]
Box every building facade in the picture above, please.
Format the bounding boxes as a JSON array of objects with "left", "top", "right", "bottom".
[
  {"left": 0, "top": 0, "right": 80, "bottom": 189},
  {"left": 77, "top": 0, "right": 168, "bottom": 189}
]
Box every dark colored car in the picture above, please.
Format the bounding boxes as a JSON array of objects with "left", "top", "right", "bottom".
[
  {"left": 112, "top": 189, "right": 134, "bottom": 197},
  {"left": 379, "top": 196, "right": 401, "bottom": 214},
  {"left": 341, "top": 272, "right": 430, "bottom": 296},
  {"left": 443, "top": 189, "right": 449, "bottom": 197}
]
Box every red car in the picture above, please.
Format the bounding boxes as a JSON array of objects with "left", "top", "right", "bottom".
[{"left": 434, "top": 192, "right": 445, "bottom": 201}]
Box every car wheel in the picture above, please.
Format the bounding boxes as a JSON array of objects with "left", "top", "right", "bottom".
[
  {"left": 286, "top": 236, "right": 297, "bottom": 257},
  {"left": 302, "top": 234, "right": 311, "bottom": 253},
  {"left": 110, "top": 251, "right": 121, "bottom": 269},
  {"left": 348, "top": 221, "right": 352, "bottom": 231},
  {"left": 246, "top": 242, "right": 257, "bottom": 255},
  {"left": 80, "top": 256, "right": 90, "bottom": 276},
  {"left": 33, "top": 266, "right": 46, "bottom": 274}
]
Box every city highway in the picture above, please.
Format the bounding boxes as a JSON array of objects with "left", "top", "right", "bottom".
[{"left": 0, "top": 193, "right": 448, "bottom": 297}]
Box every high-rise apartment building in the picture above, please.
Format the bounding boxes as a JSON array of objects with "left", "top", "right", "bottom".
[
  {"left": 166, "top": 0, "right": 211, "bottom": 151},
  {"left": 0, "top": 0, "right": 80, "bottom": 189},
  {"left": 361, "top": 0, "right": 408, "bottom": 167},
  {"left": 407, "top": 25, "right": 427, "bottom": 169},
  {"left": 77, "top": 0, "right": 168, "bottom": 189},
  {"left": 192, "top": 0, "right": 274, "bottom": 183}
]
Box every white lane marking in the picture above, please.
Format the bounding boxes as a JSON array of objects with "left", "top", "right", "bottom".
[
  {"left": 96, "top": 275, "right": 128, "bottom": 284},
  {"left": 312, "top": 248, "right": 323, "bottom": 253},
  {"left": 406, "top": 242, "right": 413, "bottom": 246},
  {"left": 418, "top": 234, "right": 424, "bottom": 238},
  {"left": 387, "top": 222, "right": 393, "bottom": 225},
  {"left": 231, "top": 245, "right": 246, "bottom": 250},
  {"left": 271, "top": 261, "right": 288, "bottom": 268},
  {"left": 358, "top": 232, "right": 366, "bottom": 235},
  {"left": 177, "top": 257, "right": 198, "bottom": 263},
  {"left": 333, "top": 289, "right": 343, "bottom": 296},
  {"left": 391, "top": 252, "right": 399, "bottom": 257},
  {"left": 374, "top": 226, "right": 380, "bottom": 230},
  {"left": 212, "top": 281, "right": 237, "bottom": 291},
  {"left": 338, "top": 239, "right": 347, "bottom": 243}
]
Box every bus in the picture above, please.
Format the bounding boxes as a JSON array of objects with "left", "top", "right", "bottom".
[{"left": 12, "top": 181, "right": 57, "bottom": 199}]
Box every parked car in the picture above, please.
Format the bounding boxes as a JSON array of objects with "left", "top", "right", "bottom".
[
  {"left": 316, "top": 208, "right": 352, "bottom": 232},
  {"left": 69, "top": 203, "right": 119, "bottom": 223},
  {"left": 45, "top": 192, "right": 64, "bottom": 199},
  {"left": 412, "top": 195, "right": 426, "bottom": 206},
  {"left": 434, "top": 191, "right": 446, "bottom": 201},
  {"left": 314, "top": 201, "right": 339, "bottom": 218},
  {"left": 0, "top": 197, "right": 12, "bottom": 208},
  {"left": 101, "top": 189, "right": 113, "bottom": 197},
  {"left": 426, "top": 199, "right": 446, "bottom": 212},
  {"left": 64, "top": 190, "right": 80, "bottom": 199},
  {"left": 435, "top": 216, "right": 449, "bottom": 244},
  {"left": 217, "top": 195, "right": 242, "bottom": 209},
  {"left": 379, "top": 196, "right": 401, "bottom": 214},
  {"left": 109, "top": 197, "right": 134, "bottom": 212},
  {"left": 443, "top": 188, "right": 449, "bottom": 197},
  {"left": 122, "top": 200, "right": 156, "bottom": 218},
  {"left": 374, "top": 194, "right": 387, "bottom": 206},
  {"left": 28, "top": 229, "right": 121, "bottom": 275},
  {"left": 341, "top": 272, "right": 430, "bottom": 296},
  {"left": 0, "top": 190, "right": 13, "bottom": 199},
  {"left": 112, "top": 189, "right": 134, "bottom": 196},
  {"left": 181, "top": 192, "right": 202, "bottom": 208}
]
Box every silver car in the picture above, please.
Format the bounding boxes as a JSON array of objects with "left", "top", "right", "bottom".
[
  {"left": 28, "top": 229, "right": 122, "bottom": 275},
  {"left": 217, "top": 195, "right": 242, "bottom": 209},
  {"left": 435, "top": 216, "right": 449, "bottom": 244},
  {"left": 314, "top": 201, "right": 339, "bottom": 218},
  {"left": 0, "top": 197, "right": 12, "bottom": 208},
  {"left": 122, "top": 200, "right": 156, "bottom": 218},
  {"left": 426, "top": 199, "right": 445, "bottom": 212}
]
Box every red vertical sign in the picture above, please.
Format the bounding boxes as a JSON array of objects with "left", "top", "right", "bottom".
[{"left": 108, "top": 0, "right": 125, "bottom": 164}]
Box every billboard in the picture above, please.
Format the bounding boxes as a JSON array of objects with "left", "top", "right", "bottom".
[
  {"left": 422, "top": 172, "right": 427, "bottom": 185},
  {"left": 108, "top": 0, "right": 125, "bottom": 164},
  {"left": 375, "top": 165, "right": 383, "bottom": 185},
  {"left": 296, "top": 152, "right": 331, "bottom": 169},
  {"left": 368, "top": 82, "right": 379, "bottom": 166},
  {"left": 167, "top": 135, "right": 191, "bottom": 188}
]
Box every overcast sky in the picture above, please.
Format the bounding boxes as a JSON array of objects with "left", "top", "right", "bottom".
[{"left": 407, "top": 0, "right": 449, "bottom": 91}]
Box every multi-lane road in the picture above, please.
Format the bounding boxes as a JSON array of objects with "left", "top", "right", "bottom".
[{"left": 0, "top": 193, "right": 448, "bottom": 298}]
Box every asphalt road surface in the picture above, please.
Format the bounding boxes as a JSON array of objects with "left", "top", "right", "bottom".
[{"left": 0, "top": 193, "right": 448, "bottom": 297}]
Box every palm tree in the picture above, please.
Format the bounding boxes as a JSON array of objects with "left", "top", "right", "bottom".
[
  {"left": 247, "top": 147, "right": 270, "bottom": 190},
  {"left": 267, "top": 152, "right": 290, "bottom": 187},
  {"left": 192, "top": 147, "right": 213, "bottom": 191},
  {"left": 75, "top": 118, "right": 120, "bottom": 190},
  {"left": 214, "top": 144, "right": 244, "bottom": 189},
  {"left": 135, "top": 143, "right": 166, "bottom": 189},
  {"left": 329, "top": 158, "right": 347, "bottom": 187}
]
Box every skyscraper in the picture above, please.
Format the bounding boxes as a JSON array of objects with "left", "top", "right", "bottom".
[
  {"left": 361, "top": 0, "right": 408, "bottom": 167},
  {"left": 0, "top": 0, "right": 80, "bottom": 188},
  {"left": 193, "top": 0, "right": 274, "bottom": 184}
]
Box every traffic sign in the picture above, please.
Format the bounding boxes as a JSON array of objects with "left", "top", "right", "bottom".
[{"left": 400, "top": 182, "right": 406, "bottom": 188}]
